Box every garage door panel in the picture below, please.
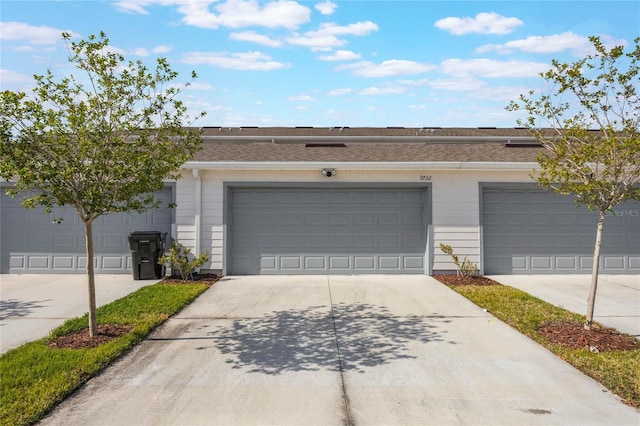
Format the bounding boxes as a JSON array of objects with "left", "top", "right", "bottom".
[
  {"left": 1, "top": 188, "right": 173, "bottom": 273},
  {"left": 53, "top": 256, "right": 74, "bottom": 269},
  {"left": 305, "top": 256, "right": 326, "bottom": 269},
  {"left": 555, "top": 257, "right": 577, "bottom": 269},
  {"left": 603, "top": 257, "right": 625, "bottom": 269},
  {"left": 354, "top": 191, "right": 375, "bottom": 203},
  {"left": 329, "top": 191, "right": 350, "bottom": 203},
  {"left": 229, "top": 187, "right": 428, "bottom": 274},
  {"left": 483, "top": 187, "right": 639, "bottom": 274}
]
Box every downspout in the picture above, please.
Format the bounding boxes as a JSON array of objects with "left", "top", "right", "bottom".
[{"left": 192, "top": 168, "right": 201, "bottom": 257}]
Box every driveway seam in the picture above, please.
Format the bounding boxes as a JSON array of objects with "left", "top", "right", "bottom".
[{"left": 326, "top": 277, "right": 355, "bottom": 426}]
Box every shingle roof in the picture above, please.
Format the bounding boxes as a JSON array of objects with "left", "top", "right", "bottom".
[{"left": 191, "top": 127, "right": 547, "bottom": 163}]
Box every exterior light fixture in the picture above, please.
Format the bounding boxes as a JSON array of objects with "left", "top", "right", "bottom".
[{"left": 321, "top": 168, "right": 337, "bottom": 177}]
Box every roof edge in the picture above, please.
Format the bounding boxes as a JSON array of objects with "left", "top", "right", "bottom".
[
  {"left": 200, "top": 135, "right": 539, "bottom": 144},
  {"left": 183, "top": 161, "right": 540, "bottom": 171}
]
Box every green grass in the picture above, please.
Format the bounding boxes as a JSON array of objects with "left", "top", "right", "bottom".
[
  {"left": 0, "top": 282, "right": 210, "bottom": 426},
  {"left": 449, "top": 283, "right": 640, "bottom": 408}
]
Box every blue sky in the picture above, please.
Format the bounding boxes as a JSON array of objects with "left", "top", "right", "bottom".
[{"left": 1, "top": 0, "right": 638, "bottom": 127}]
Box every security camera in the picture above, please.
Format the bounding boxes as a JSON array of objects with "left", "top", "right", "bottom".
[{"left": 322, "top": 168, "right": 337, "bottom": 177}]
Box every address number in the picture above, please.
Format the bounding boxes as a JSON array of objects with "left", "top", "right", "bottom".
[{"left": 419, "top": 175, "right": 432, "bottom": 181}]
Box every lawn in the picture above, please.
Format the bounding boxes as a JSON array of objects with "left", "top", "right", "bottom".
[
  {"left": 0, "top": 282, "right": 210, "bottom": 426},
  {"left": 446, "top": 282, "right": 640, "bottom": 409}
]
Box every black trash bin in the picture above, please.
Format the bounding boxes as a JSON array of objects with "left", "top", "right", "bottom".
[{"left": 128, "top": 231, "right": 167, "bottom": 280}]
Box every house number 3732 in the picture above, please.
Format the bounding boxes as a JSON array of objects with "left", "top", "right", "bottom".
[{"left": 419, "top": 175, "right": 432, "bottom": 181}]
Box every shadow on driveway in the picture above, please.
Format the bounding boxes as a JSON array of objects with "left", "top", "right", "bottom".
[
  {"left": 206, "top": 302, "right": 453, "bottom": 375},
  {"left": 0, "top": 298, "right": 52, "bottom": 320}
]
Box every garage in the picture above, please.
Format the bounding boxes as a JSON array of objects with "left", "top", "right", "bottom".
[
  {"left": 482, "top": 186, "right": 640, "bottom": 274},
  {"left": 228, "top": 186, "right": 430, "bottom": 274},
  {"left": 0, "top": 187, "right": 174, "bottom": 274}
]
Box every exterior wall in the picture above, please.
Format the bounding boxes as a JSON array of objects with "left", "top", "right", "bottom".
[
  {"left": 431, "top": 170, "right": 534, "bottom": 274},
  {"left": 175, "top": 175, "right": 197, "bottom": 249},
  {"left": 175, "top": 167, "right": 535, "bottom": 274}
]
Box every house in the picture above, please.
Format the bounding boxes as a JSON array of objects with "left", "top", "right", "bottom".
[{"left": 1, "top": 127, "right": 638, "bottom": 275}]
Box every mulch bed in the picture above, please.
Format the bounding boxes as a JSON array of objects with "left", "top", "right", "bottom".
[
  {"left": 538, "top": 321, "right": 640, "bottom": 352},
  {"left": 432, "top": 274, "right": 501, "bottom": 286},
  {"left": 48, "top": 274, "right": 221, "bottom": 350},
  {"left": 160, "top": 273, "right": 220, "bottom": 285},
  {"left": 432, "top": 274, "right": 639, "bottom": 352},
  {"left": 48, "top": 324, "right": 134, "bottom": 350}
]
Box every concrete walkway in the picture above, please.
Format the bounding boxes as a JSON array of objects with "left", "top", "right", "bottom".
[
  {"left": 489, "top": 275, "right": 640, "bottom": 337},
  {"left": 40, "top": 275, "right": 639, "bottom": 425},
  {"left": 0, "top": 274, "right": 159, "bottom": 353}
]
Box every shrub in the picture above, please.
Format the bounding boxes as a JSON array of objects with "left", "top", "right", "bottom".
[
  {"left": 439, "top": 243, "right": 478, "bottom": 277},
  {"left": 158, "top": 242, "right": 209, "bottom": 281}
]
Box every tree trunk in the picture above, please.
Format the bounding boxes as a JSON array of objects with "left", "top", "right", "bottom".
[
  {"left": 84, "top": 220, "right": 98, "bottom": 337},
  {"left": 585, "top": 210, "right": 606, "bottom": 330}
]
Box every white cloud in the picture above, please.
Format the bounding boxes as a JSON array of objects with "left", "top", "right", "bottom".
[
  {"left": 288, "top": 95, "right": 315, "bottom": 101},
  {"left": 476, "top": 31, "right": 625, "bottom": 56},
  {"left": 440, "top": 58, "right": 549, "bottom": 78},
  {"left": 133, "top": 48, "right": 151, "bottom": 57},
  {"left": 185, "top": 82, "right": 215, "bottom": 91},
  {"left": 153, "top": 45, "right": 173, "bottom": 54},
  {"left": 318, "top": 50, "right": 361, "bottom": 61},
  {"left": 0, "top": 21, "right": 80, "bottom": 45},
  {"left": 428, "top": 77, "right": 487, "bottom": 92},
  {"left": 359, "top": 86, "right": 405, "bottom": 95},
  {"left": 286, "top": 34, "right": 344, "bottom": 51},
  {"left": 315, "top": 1, "right": 337, "bottom": 15},
  {"left": 112, "top": 1, "right": 154, "bottom": 14},
  {"left": 0, "top": 68, "right": 32, "bottom": 83},
  {"left": 340, "top": 60, "right": 434, "bottom": 78},
  {"left": 327, "top": 88, "right": 352, "bottom": 96},
  {"left": 434, "top": 12, "right": 523, "bottom": 35},
  {"left": 287, "top": 21, "right": 378, "bottom": 51},
  {"left": 114, "top": 0, "right": 311, "bottom": 29},
  {"left": 311, "top": 21, "right": 378, "bottom": 37},
  {"left": 397, "top": 78, "right": 429, "bottom": 87},
  {"left": 178, "top": 0, "right": 311, "bottom": 30},
  {"left": 183, "top": 51, "right": 289, "bottom": 71},
  {"left": 230, "top": 31, "right": 283, "bottom": 47}
]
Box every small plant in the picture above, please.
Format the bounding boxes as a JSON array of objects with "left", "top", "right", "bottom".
[
  {"left": 439, "top": 243, "right": 478, "bottom": 277},
  {"left": 158, "top": 242, "right": 210, "bottom": 281}
]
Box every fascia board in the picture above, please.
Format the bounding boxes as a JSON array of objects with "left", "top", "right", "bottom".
[
  {"left": 200, "top": 135, "right": 539, "bottom": 144},
  {"left": 183, "top": 161, "right": 540, "bottom": 171}
]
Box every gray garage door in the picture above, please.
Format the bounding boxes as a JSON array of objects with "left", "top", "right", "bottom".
[
  {"left": 482, "top": 187, "right": 640, "bottom": 274},
  {"left": 0, "top": 187, "right": 173, "bottom": 274},
  {"left": 229, "top": 187, "right": 429, "bottom": 274}
]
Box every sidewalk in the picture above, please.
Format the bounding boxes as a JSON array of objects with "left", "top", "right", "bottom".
[
  {"left": 0, "top": 274, "right": 159, "bottom": 353},
  {"left": 489, "top": 275, "right": 640, "bottom": 337}
]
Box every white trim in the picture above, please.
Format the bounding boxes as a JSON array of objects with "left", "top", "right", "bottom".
[
  {"left": 183, "top": 161, "right": 540, "bottom": 171},
  {"left": 192, "top": 168, "right": 201, "bottom": 257},
  {"left": 200, "top": 135, "right": 538, "bottom": 143}
]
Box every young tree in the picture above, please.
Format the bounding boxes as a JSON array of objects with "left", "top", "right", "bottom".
[
  {"left": 507, "top": 36, "right": 640, "bottom": 330},
  {"left": 0, "top": 32, "right": 205, "bottom": 337}
]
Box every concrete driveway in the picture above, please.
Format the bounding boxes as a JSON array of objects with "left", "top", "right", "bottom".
[
  {"left": 0, "top": 274, "right": 159, "bottom": 353},
  {"left": 488, "top": 275, "right": 640, "bottom": 338},
  {"left": 40, "top": 275, "right": 639, "bottom": 425}
]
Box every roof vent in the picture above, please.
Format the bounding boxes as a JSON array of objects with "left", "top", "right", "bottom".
[
  {"left": 305, "top": 143, "right": 347, "bottom": 148},
  {"left": 505, "top": 139, "right": 542, "bottom": 148}
]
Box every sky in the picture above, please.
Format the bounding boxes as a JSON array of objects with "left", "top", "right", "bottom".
[{"left": 1, "top": 0, "right": 638, "bottom": 128}]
